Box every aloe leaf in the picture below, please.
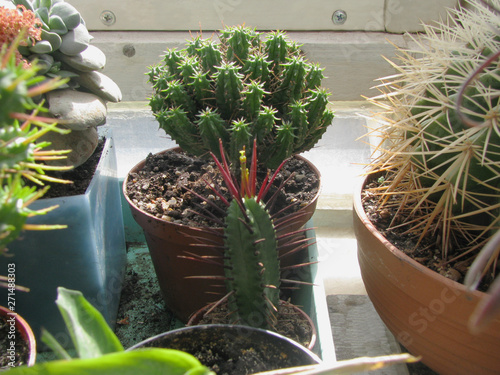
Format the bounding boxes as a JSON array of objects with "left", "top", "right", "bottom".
[
  {"left": 55, "top": 287, "right": 124, "bottom": 359},
  {"left": 40, "top": 328, "right": 72, "bottom": 360},
  {"left": 6, "top": 348, "right": 214, "bottom": 375}
]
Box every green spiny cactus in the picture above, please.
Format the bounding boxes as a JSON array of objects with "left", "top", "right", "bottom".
[
  {"left": 148, "top": 26, "right": 334, "bottom": 169},
  {"left": 203, "top": 141, "right": 313, "bottom": 331},
  {"left": 224, "top": 196, "right": 281, "bottom": 329},
  {"left": 366, "top": 0, "right": 500, "bottom": 280},
  {"left": 0, "top": 36, "right": 69, "bottom": 253}
]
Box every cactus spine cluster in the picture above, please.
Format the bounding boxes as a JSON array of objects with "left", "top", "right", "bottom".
[
  {"left": 148, "top": 26, "right": 334, "bottom": 169},
  {"left": 0, "top": 36, "right": 69, "bottom": 253},
  {"left": 367, "top": 0, "right": 500, "bottom": 277}
]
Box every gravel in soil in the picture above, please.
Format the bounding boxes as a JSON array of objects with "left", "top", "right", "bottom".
[
  {"left": 192, "top": 300, "right": 314, "bottom": 349},
  {"left": 362, "top": 176, "right": 495, "bottom": 291},
  {"left": 125, "top": 149, "right": 320, "bottom": 228}
]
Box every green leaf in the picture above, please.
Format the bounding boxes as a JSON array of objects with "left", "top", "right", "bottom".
[
  {"left": 40, "top": 0, "right": 52, "bottom": 10},
  {"left": 6, "top": 348, "right": 215, "bottom": 375},
  {"left": 53, "top": 69, "right": 79, "bottom": 78},
  {"left": 40, "top": 328, "right": 72, "bottom": 360},
  {"left": 55, "top": 287, "right": 124, "bottom": 359}
]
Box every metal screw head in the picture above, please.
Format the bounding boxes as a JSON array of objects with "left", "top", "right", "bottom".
[
  {"left": 100, "top": 10, "right": 116, "bottom": 26},
  {"left": 332, "top": 9, "right": 347, "bottom": 25}
]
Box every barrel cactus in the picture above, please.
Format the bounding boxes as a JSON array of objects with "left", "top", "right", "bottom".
[
  {"left": 366, "top": 0, "right": 500, "bottom": 284},
  {"left": 148, "top": 26, "right": 334, "bottom": 169}
]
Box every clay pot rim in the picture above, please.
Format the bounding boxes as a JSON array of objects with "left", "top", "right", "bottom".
[
  {"left": 354, "top": 173, "right": 486, "bottom": 297},
  {"left": 0, "top": 305, "right": 36, "bottom": 366},
  {"left": 123, "top": 147, "right": 322, "bottom": 231},
  {"left": 185, "top": 299, "right": 317, "bottom": 351}
]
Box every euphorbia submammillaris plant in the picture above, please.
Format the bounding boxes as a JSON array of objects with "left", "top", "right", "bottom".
[{"left": 148, "top": 26, "right": 334, "bottom": 169}]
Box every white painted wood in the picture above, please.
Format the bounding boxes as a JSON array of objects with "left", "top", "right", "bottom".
[
  {"left": 67, "top": 0, "right": 386, "bottom": 31},
  {"left": 384, "top": 0, "right": 459, "bottom": 33},
  {"left": 89, "top": 31, "right": 410, "bottom": 102},
  {"left": 67, "top": 0, "right": 459, "bottom": 33}
]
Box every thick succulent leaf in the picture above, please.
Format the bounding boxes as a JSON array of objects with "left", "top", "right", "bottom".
[
  {"left": 35, "top": 6, "right": 50, "bottom": 29},
  {"left": 50, "top": 1, "right": 81, "bottom": 30},
  {"left": 40, "top": 0, "right": 52, "bottom": 10},
  {"left": 30, "top": 40, "right": 53, "bottom": 54},
  {"left": 41, "top": 29, "right": 62, "bottom": 50},
  {"left": 13, "top": 0, "right": 34, "bottom": 12},
  {"left": 48, "top": 14, "right": 68, "bottom": 35}
]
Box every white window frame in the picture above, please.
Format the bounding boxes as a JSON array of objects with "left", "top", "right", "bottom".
[{"left": 67, "top": 0, "right": 458, "bottom": 33}]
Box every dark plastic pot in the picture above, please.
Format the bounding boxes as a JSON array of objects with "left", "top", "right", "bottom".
[
  {"left": 129, "top": 324, "right": 321, "bottom": 374},
  {"left": 0, "top": 136, "right": 127, "bottom": 347},
  {"left": 186, "top": 300, "right": 318, "bottom": 351},
  {"left": 123, "top": 147, "right": 321, "bottom": 322},
  {"left": 0, "top": 305, "right": 36, "bottom": 367}
]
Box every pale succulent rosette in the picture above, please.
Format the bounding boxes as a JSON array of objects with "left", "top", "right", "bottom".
[{"left": 3, "top": 0, "right": 122, "bottom": 168}]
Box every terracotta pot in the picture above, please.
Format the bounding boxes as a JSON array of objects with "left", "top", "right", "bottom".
[
  {"left": 128, "top": 324, "right": 321, "bottom": 374},
  {"left": 186, "top": 300, "right": 318, "bottom": 351},
  {"left": 353, "top": 175, "right": 500, "bottom": 375},
  {"left": 123, "top": 148, "right": 321, "bottom": 322},
  {"left": 0, "top": 305, "right": 36, "bottom": 367}
]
